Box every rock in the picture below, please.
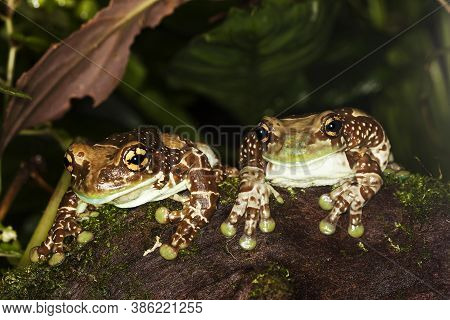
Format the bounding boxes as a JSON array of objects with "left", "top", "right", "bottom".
[{"left": 0, "top": 176, "right": 448, "bottom": 299}]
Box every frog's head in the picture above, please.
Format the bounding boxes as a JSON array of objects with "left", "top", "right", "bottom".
[
  {"left": 63, "top": 128, "right": 162, "bottom": 204},
  {"left": 261, "top": 109, "right": 358, "bottom": 166}
]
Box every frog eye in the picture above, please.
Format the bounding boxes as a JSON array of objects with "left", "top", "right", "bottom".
[
  {"left": 323, "top": 117, "right": 343, "bottom": 137},
  {"left": 63, "top": 152, "right": 74, "bottom": 173},
  {"left": 123, "top": 147, "right": 149, "bottom": 171},
  {"left": 254, "top": 124, "right": 270, "bottom": 142}
]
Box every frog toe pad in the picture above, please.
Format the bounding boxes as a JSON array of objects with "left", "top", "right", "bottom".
[
  {"left": 319, "top": 219, "right": 336, "bottom": 235},
  {"left": 239, "top": 235, "right": 257, "bottom": 250},
  {"left": 159, "top": 244, "right": 178, "bottom": 260},
  {"left": 48, "top": 252, "right": 65, "bottom": 266},
  {"left": 319, "top": 194, "right": 334, "bottom": 211},
  {"left": 77, "top": 231, "right": 94, "bottom": 244},
  {"left": 155, "top": 207, "right": 170, "bottom": 224},
  {"left": 220, "top": 221, "right": 237, "bottom": 238},
  {"left": 29, "top": 247, "right": 43, "bottom": 263},
  {"left": 348, "top": 224, "right": 365, "bottom": 238},
  {"left": 259, "top": 218, "right": 276, "bottom": 233}
]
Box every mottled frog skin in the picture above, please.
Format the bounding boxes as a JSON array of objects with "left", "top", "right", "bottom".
[
  {"left": 31, "top": 128, "right": 236, "bottom": 265},
  {"left": 221, "top": 108, "right": 392, "bottom": 250}
]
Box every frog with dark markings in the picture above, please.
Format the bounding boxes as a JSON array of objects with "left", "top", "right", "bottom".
[
  {"left": 31, "top": 127, "right": 237, "bottom": 265},
  {"left": 221, "top": 108, "right": 394, "bottom": 250}
]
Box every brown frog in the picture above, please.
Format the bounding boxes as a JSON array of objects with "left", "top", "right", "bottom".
[
  {"left": 31, "top": 127, "right": 236, "bottom": 265},
  {"left": 221, "top": 108, "right": 393, "bottom": 250}
]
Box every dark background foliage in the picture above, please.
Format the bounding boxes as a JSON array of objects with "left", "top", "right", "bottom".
[{"left": 0, "top": 0, "right": 448, "bottom": 268}]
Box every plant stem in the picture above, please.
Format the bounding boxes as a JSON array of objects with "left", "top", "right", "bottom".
[
  {"left": 6, "top": 46, "right": 17, "bottom": 87},
  {"left": 0, "top": 155, "right": 53, "bottom": 222},
  {"left": 5, "top": 0, "right": 17, "bottom": 87},
  {"left": 19, "top": 171, "right": 71, "bottom": 267},
  {"left": 0, "top": 160, "right": 28, "bottom": 222},
  {"left": 0, "top": 1, "right": 18, "bottom": 197},
  {"left": 437, "top": 0, "right": 450, "bottom": 14}
]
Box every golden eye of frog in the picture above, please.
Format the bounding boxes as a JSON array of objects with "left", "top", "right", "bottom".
[
  {"left": 31, "top": 128, "right": 237, "bottom": 265},
  {"left": 221, "top": 108, "right": 393, "bottom": 250}
]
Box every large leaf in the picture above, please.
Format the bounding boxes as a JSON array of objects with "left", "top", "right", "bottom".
[
  {"left": 1, "top": 0, "right": 186, "bottom": 153},
  {"left": 168, "top": 0, "right": 337, "bottom": 122}
]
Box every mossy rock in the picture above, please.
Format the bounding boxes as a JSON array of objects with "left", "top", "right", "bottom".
[{"left": 0, "top": 176, "right": 448, "bottom": 299}]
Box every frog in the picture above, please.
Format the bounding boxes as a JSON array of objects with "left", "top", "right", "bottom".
[
  {"left": 220, "top": 108, "right": 392, "bottom": 250},
  {"left": 30, "top": 127, "right": 237, "bottom": 265}
]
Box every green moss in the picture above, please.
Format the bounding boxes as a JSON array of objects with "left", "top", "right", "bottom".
[
  {"left": 0, "top": 203, "right": 137, "bottom": 299},
  {"left": 287, "top": 187, "right": 303, "bottom": 199},
  {"left": 385, "top": 236, "right": 411, "bottom": 253},
  {"left": 81, "top": 204, "right": 128, "bottom": 233},
  {"left": 384, "top": 172, "right": 450, "bottom": 220},
  {"left": 248, "top": 263, "right": 293, "bottom": 299},
  {"left": 0, "top": 260, "right": 70, "bottom": 299},
  {"left": 179, "top": 241, "right": 200, "bottom": 258},
  {"left": 357, "top": 241, "right": 368, "bottom": 252},
  {"left": 218, "top": 177, "right": 239, "bottom": 206},
  {"left": 393, "top": 221, "right": 413, "bottom": 236},
  {"left": 416, "top": 250, "right": 431, "bottom": 269},
  {"left": 382, "top": 221, "right": 415, "bottom": 255},
  {"left": 1, "top": 180, "right": 228, "bottom": 298}
]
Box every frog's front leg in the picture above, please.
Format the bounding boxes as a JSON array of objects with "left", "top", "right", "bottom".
[
  {"left": 30, "top": 189, "right": 88, "bottom": 265},
  {"left": 319, "top": 153, "right": 383, "bottom": 238},
  {"left": 159, "top": 149, "right": 219, "bottom": 260},
  {"left": 220, "top": 121, "right": 283, "bottom": 250},
  {"left": 220, "top": 166, "right": 276, "bottom": 250}
]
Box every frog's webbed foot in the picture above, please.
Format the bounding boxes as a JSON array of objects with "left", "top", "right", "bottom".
[
  {"left": 220, "top": 166, "right": 282, "bottom": 250},
  {"left": 30, "top": 190, "right": 89, "bottom": 266},
  {"left": 318, "top": 172, "right": 382, "bottom": 238}
]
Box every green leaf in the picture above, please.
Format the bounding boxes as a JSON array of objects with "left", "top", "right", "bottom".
[
  {"left": 0, "top": 240, "right": 22, "bottom": 258},
  {"left": 0, "top": 82, "right": 32, "bottom": 100},
  {"left": 10, "top": 32, "right": 50, "bottom": 52},
  {"left": 168, "top": 0, "right": 337, "bottom": 122},
  {"left": 368, "top": 0, "right": 387, "bottom": 30},
  {"left": 0, "top": 224, "right": 22, "bottom": 259}
]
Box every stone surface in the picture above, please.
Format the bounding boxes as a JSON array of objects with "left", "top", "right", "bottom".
[{"left": 0, "top": 182, "right": 448, "bottom": 299}]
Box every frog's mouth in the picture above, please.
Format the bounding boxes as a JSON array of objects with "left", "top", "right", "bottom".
[
  {"left": 263, "top": 139, "right": 344, "bottom": 167},
  {"left": 262, "top": 131, "right": 346, "bottom": 166},
  {"left": 75, "top": 172, "right": 165, "bottom": 206}
]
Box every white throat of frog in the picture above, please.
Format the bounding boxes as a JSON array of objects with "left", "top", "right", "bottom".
[
  {"left": 263, "top": 148, "right": 345, "bottom": 168},
  {"left": 75, "top": 171, "right": 165, "bottom": 205}
]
